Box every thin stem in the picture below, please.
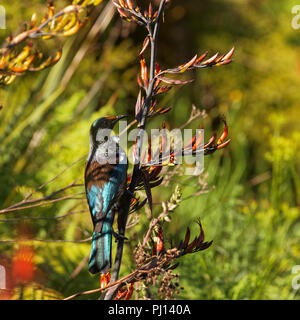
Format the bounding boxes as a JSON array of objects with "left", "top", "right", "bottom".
[
  {"left": 3, "top": 6, "right": 78, "bottom": 49},
  {"left": 104, "top": 0, "right": 167, "bottom": 300},
  {"left": 0, "top": 237, "right": 91, "bottom": 243},
  {"left": 142, "top": 210, "right": 166, "bottom": 248},
  {"left": 0, "top": 181, "right": 83, "bottom": 215}
]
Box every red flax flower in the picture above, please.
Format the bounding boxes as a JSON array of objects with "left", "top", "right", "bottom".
[
  {"left": 114, "top": 283, "right": 134, "bottom": 300},
  {"left": 12, "top": 245, "right": 34, "bottom": 285},
  {"left": 156, "top": 229, "right": 164, "bottom": 254},
  {"left": 100, "top": 272, "right": 111, "bottom": 289},
  {"left": 100, "top": 272, "right": 134, "bottom": 300},
  {"left": 127, "top": 120, "right": 230, "bottom": 215}
]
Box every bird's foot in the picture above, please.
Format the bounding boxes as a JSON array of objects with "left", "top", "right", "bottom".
[
  {"left": 112, "top": 229, "right": 128, "bottom": 242},
  {"left": 112, "top": 203, "right": 120, "bottom": 211},
  {"left": 126, "top": 190, "right": 137, "bottom": 199}
]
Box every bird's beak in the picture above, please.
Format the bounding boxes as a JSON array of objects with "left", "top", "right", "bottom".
[
  {"left": 108, "top": 114, "right": 128, "bottom": 124},
  {"left": 115, "top": 114, "right": 128, "bottom": 121}
]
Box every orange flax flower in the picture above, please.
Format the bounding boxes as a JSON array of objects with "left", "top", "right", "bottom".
[{"left": 12, "top": 245, "right": 34, "bottom": 285}]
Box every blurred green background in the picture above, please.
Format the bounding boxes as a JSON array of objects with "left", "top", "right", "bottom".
[{"left": 0, "top": 0, "right": 300, "bottom": 299}]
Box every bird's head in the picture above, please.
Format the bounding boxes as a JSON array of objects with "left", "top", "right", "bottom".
[{"left": 90, "top": 115, "right": 127, "bottom": 145}]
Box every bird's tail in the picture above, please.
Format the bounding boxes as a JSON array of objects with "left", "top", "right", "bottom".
[{"left": 88, "top": 223, "right": 112, "bottom": 275}]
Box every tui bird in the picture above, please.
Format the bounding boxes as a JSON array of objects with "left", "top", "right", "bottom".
[{"left": 84, "top": 115, "right": 128, "bottom": 275}]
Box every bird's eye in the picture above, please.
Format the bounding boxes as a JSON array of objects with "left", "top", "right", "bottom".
[{"left": 104, "top": 136, "right": 108, "bottom": 142}]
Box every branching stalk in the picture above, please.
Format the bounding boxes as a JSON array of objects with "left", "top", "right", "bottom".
[{"left": 104, "top": 0, "right": 167, "bottom": 300}]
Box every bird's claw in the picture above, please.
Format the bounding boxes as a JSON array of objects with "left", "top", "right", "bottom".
[
  {"left": 126, "top": 189, "right": 137, "bottom": 200},
  {"left": 112, "top": 230, "right": 128, "bottom": 242}
]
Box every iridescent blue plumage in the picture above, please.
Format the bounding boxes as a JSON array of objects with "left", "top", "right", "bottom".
[{"left": 84, "top": 116, "right": 127, "bottom": 274}]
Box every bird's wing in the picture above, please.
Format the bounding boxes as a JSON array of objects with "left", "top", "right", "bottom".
[{"left": 85, "top": 161, "right": 127, "bottom": 232}]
